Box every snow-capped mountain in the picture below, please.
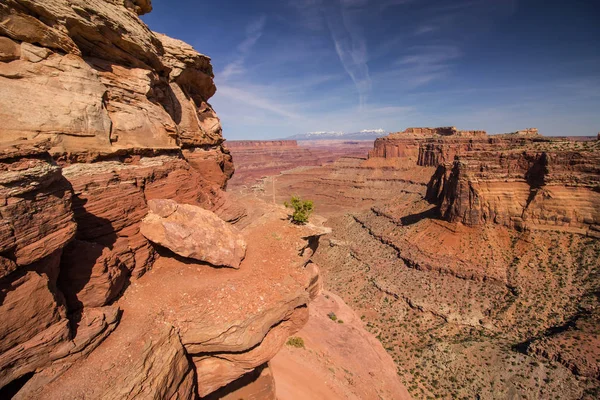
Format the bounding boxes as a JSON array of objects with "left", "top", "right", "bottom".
[{"left": 285, "top": 129, "right": 387, "bottom": 140}]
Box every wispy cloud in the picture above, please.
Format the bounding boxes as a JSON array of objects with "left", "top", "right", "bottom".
[
  {"left": 220, "top": 16, "right": 267, "bottom": 82},
  {"left": 217, "top": 85, "right": 301, "bottom": 119},
  {"left": 414, "top": 25, "right": 438, "bottom": 35},
  {"left": 194, "top": 0, "right": 598, "bottom": 139},
  {"left": 393, "top": 45, "right": 462, "bottom": 86},
  {"left": 324, "top": 0, "right": 372, "bottom": 107}
]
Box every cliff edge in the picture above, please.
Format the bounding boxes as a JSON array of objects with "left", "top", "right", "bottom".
[{"left": 0, "top": 1, "right": 325, "bottom": 398}]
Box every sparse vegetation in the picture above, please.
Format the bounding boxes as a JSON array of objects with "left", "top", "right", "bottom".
[
  {"left": 328, "top": 312, "right": 338, "bottom": 321},
  {"left": 312, "top": 210, "right": 600, "bottom": 399},
  {"left": 286, "top": 336, "right": 305, "bottom": 348},
  {"left": 284, "top": 195, "right": 314, "bottom": 224}
]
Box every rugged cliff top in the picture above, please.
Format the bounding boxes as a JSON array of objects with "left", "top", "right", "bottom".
[
  {"left": 387, "top": 126, "right": 488, "bottom": 138},
  {"left": 0, "top": 0, "right": 222, "bottom": 159}
]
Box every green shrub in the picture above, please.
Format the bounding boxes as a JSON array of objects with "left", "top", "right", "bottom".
[
  {"left": 284, "top": 195, "right": 314, "bottom": 224},
  {"left": 327, "top": 312, "right": 338, "bottom": 321},
  {"left": 286, "top": 336, "right": 305, "bottom": 348}
]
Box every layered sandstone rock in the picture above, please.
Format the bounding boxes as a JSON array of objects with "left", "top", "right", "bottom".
[
  {"left": 0, "top": 142, "right": 120, "bottom": 392},
  {"left": 0, "top": 1, "right": 320, "bottom": 398},
  {"left": 0, "top": 0, "right": 223, "bottom": 156},
  {"left": 427, "top": 138, "right": 600, "bottom": 234},
  {"left": 368, "top": 127, "right": 600, "bottom": 235},
  {"left": 226, "top": 140, "right": 373, "bottom": 189},
  {"left": 18, "top": 202, "right": 328, "bottom": 399},
  {"left": 368, "top": 126, "right": 486, "bottom": 163}
]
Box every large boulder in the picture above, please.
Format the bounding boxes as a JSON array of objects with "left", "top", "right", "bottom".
[{"left": 140, "top": 199, "right": 247, "bottom": 268}]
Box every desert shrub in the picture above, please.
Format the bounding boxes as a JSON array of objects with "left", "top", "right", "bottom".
[
  {"left": 284, "top": 195, "right": 314, "bottom": 224},
  {"left": 328, "top": 312, "right": 338, "bottom": 321},
  {"left": 286, "top": 336, "right": 305, "bottom": 348}
]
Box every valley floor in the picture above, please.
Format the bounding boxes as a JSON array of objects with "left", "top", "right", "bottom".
[{"left": 231, "top": 158, "right": 600, "bottom": 400}]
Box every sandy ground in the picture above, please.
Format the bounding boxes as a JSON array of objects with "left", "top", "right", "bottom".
[{"left": 271, "top": 290, "right": 411, "bottom": 400}]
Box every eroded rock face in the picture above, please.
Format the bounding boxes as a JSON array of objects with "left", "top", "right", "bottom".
[
  {"left": 0, "top": 142, "right": 122, "bottom": 393},
  {"left": 367, "top": 128, "right": 600, "bottom": 235},
  {"left": 426, "top": 139, "right": 600, "bottom": 234},
  {"left": 19, "top": 202, "right": 327, "bottom": 399},
  {"left": 141, "top": 199, "right": 247, "bottom": 268},
  {"left": 0, "top": 1, "right": 320, "bottom": 398},
  {"left": 226, "top": 140, "right": 374, "bottom": 189},
  {"left": 0, "top": 142, "right": 76, "bottom": 271},
  {"left": 0, "top": 0, "right": 222, "bottom": 156}
]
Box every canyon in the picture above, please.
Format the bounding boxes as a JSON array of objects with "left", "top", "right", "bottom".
[
  {"left": 240, "top": 127, "right": 600, "bottom": 399},
  {"left": 0, "top": 1, "right": 406, "bottom": 399},
  {"left": 226, "top": 139, "right": 374, "bottom": 189},
  {"left": 1, "top": 1, "right": 599, "bottom": 399}
]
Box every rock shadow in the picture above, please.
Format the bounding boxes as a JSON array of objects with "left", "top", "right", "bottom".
[
  {"left": 201, "top": 363, "right": 269, "bottom": 400},
  {"left": 153, "top": 245, "right": 233, "bottom": 270},
  {"left": 400, "top": 207, "right": 439, "bottom": 226},
  {"left": 56, "top": 177, "right": 125, "bottom": 336}
]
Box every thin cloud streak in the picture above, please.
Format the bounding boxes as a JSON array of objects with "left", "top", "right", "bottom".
[
  {"left": 217, "top": 85, "right": 302, "bottom": 119},
  {"left": 220, "top": 15, "right": 267, "bottom": 82},
  {"left": 324, "top": 0, "right": 372, "bottom": 107}
]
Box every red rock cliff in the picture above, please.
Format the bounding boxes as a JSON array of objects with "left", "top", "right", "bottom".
[
  {"left": 370, "top": 128, "right": 600, "bottom": 236},
  {"left": 226, "top": 140, "right": 299, "bottom": 148},
  {"left": 0, "top": 2, "right": 321, "bottom": 398},
  {"left": 369, "top": 126, "right": 486, "bottom": 165}
]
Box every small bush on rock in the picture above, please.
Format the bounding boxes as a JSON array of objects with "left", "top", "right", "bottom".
[
  {"left": 286, "top": 336, "right": 305, "bottom": 348},
  {"left": 284, "top": 195, "right": 314, "bottom": 224}
]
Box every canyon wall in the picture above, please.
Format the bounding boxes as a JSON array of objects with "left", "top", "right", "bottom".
[
  {"left": 226, "top": 140, "right": 298, "bottom": 148},
  {"left": 426, "top": 137, "right": 600, "bottom": 236},
  {"left": 0, "top": 1, "right": 320, "bottom": 398},
  {"left": 368, "top": 127, "right": 600, "bottom": 236},
  {"left": 368, "top": 126, "right": 486, "bottom": 163},
  {"left": 226, "top": 139, "right": 373, "bottom": 189}
]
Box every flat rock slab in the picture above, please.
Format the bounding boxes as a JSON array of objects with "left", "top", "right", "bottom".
[{"left": 141, "top": 199, "right": 247, "bottom": 268}]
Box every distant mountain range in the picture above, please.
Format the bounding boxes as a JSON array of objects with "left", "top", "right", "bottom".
[{"left": 285, "top": 129, "right": 388, "bottom": 140}]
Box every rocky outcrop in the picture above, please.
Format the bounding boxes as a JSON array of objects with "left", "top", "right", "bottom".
[
  {"left": 141, "top": 199, "right": 247, "bottom": 268},
  {"left": 368, "top": 126, "right": 486, "bottom": 163},
  {"left": 0, "top": 142, "right": 119, "bottom": 392},
  {"left": 427, "top": 139, "right": 600, "bottom": 234},
  {"left": 0, "top": 0, "right": 223, "bottom": 157},
  {"left": 0, "top": 1, "right": 320, "bottom": 398},
  {"left": 368, "top": 127, "right": 600, "bottom": 235},
  {"left": 17, "top": 202, "right": 328, "bottom": 399}
]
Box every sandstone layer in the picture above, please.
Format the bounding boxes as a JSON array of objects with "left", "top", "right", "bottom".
[
  {"left": 226, "top": 139, "right": 374, "bottom": 189},
  {"left": 369, "top": 127, "right": 600, "bottom": 236},
  {"left": 0, "top": 1, "right": 326, "bottom": 398}
]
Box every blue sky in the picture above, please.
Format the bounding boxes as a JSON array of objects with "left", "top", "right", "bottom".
[{"left": 142, "top": 0, "right": 600, "bottom": 139}]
